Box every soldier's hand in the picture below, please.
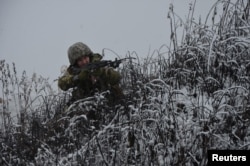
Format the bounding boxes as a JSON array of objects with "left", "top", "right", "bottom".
[
  {"left": 78, "top": 70, "right": 89, "bottom": 81},
  {"left": 91, "top": 68, "right": 103, "bottom": 77}
]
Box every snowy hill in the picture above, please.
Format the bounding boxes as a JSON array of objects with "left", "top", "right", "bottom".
[{"left": 1, "top": 0, "right": 250, "bottom": 165}]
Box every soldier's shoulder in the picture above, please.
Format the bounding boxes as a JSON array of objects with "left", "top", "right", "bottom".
[{"left": 91, "top": 53, "right": 103, "bottom": 62}]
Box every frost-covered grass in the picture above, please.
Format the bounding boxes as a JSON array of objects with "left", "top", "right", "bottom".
[{"left": 1, "top": 0, "right": 250, "bottom": 165}]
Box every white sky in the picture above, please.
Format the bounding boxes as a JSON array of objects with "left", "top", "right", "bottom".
[{"left": 0, "top": 0, "right": 218, "bottom": 81}]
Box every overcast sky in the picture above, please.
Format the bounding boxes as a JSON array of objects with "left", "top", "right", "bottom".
[{"left": 0, "top": 0, "right": 218, "bottom": 82}]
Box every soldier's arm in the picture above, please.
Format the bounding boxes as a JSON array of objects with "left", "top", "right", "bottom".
[
  {"left": 58, "top": 68, "right": 92, "bottom": 91},
  {"left": 58, "top": 71, "right": 78, "bottom": 91},
  {"left": 101, "top": 68, "right": 121, "bottom": 85}
]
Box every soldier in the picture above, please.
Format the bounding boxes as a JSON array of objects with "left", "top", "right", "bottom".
[{"left": 58, "top": 42, "right": 123, "bottom": 106}]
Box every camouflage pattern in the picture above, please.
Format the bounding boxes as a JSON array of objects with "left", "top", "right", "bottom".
[
  {"left": 58, "top": 53, "right": 123, "bottom": 105},
  {"left": 68, "top": 42, "right": 93, "bottom": 65}
]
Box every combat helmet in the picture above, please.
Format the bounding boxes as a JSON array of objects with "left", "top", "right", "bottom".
[{"left": 68, "top": 42, "right": 93, "bottom": 65}]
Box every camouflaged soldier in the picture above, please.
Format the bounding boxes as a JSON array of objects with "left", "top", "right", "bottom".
[{"left": 58, "top": 42, "right": 123, "bottom": 105}]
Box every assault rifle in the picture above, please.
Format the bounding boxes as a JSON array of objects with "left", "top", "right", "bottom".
[{"left": 70, "top": 57, "right": 135, "bottom": 75}]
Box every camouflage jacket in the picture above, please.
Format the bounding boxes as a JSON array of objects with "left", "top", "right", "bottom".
[{"left": 58, "top": 53, "right": 123, "bottom": 103}]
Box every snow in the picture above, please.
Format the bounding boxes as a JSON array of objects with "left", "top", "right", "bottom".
[{"left": 1, "top": 0, "right": 250, "bottom": 165}]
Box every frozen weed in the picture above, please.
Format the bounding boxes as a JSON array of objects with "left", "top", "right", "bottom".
[{"left": 1, "top": 0, "right": 250, "bottom": 165}]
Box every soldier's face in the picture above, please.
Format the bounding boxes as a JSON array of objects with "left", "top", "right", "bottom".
[{"left": 77, "top": 56, "right": 90, "bottom": 68}]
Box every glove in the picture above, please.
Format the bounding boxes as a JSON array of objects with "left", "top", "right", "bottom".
[
  {"left": 91, "top": 68, "right": 103, "bottom": 77},
  {"left": 78, "top": 70, "right": 90, "bottom": 81},
  {"left": 94, "top": 68, "right": 121, "bottom": 85}
]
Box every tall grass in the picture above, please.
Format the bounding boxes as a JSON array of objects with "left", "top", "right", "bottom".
[{"left": 1, "top": 0, "right": 250, "bottom": 165}]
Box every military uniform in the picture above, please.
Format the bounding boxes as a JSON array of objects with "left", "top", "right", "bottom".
[{"left": 58, "top": 42, "right": 123, "bottom": 105}]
